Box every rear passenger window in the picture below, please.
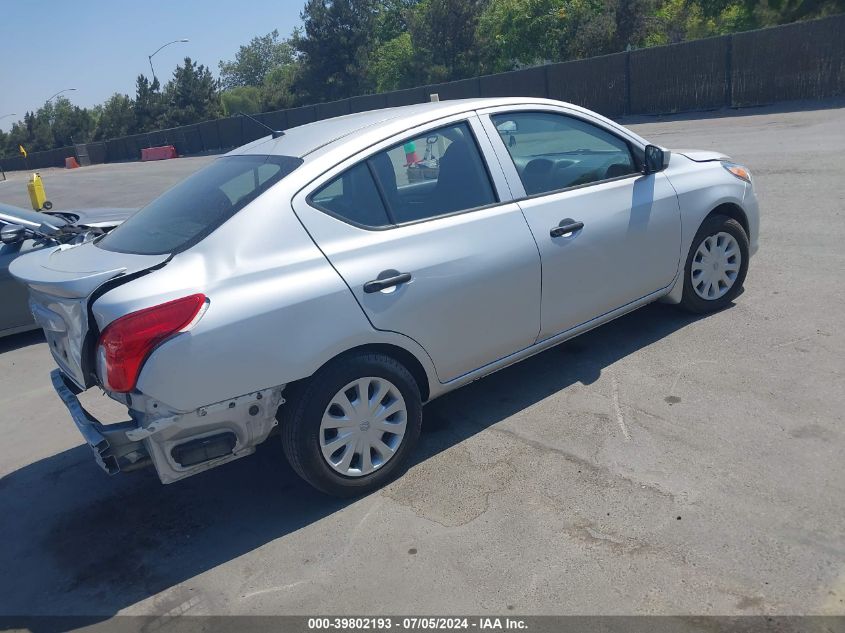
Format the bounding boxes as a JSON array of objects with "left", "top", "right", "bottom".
[
  {"left": 309, "top": 121, "right": 497, "bottom": 228},
  {"left": 311, "top": 162, "right": 391, "bottom": 227},
  {"left": 491, "top": 112, "right": 637, "bottom": 196},
  {"left": 369, "top": 122, "right": 496, "bottom": 223}
]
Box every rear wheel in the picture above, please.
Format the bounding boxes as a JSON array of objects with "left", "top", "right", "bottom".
[
  {"left": 679, "top": 214, "right": 749, "bottom": 313},
  {"left": 280, "top": 352, "right": 422, "bottom": 497}
]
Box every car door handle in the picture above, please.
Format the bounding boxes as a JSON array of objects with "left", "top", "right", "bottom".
[
  {"left": 550, "top": 219, "right": 584, "bottom": 238},
  {"left": 363, "top": 271, "right": 412, "bottom": 293}
]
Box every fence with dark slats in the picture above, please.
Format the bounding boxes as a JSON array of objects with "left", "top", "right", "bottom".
[
  {"left": 481, "top": 66, "right": 547, "bottom": 99},
  {"left": 732, "top": 16, "right": 845, "bottom": 106},
  {"left": 629, "top": 36, "right": 731, "bottom": 113},
  {"left": 547, "top": 52, "right": 629, "bottom": 117},
  {"left": 3, "top": 14, "right": 843, "bottom": 172},
  {"left": 428, "top": 76, "right": 481, "bottom": 101}
]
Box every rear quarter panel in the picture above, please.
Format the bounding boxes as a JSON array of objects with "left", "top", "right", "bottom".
[{"left": 92, "top": 178, "right": 438, "bottom": 412}]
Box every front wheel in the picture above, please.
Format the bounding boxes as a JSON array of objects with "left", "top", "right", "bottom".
[
  {"left": 280, "top": 352, "right": 423, "bottom": 497},
  {"left": 679, "top": 214, "right": 749, "bottom": 313}
]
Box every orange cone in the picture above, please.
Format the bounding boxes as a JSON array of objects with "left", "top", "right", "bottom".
[{"left": 65, "top": 157, "right": 80, "bottom": 169}]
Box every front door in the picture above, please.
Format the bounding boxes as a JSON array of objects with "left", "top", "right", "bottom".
[
  {"left": 292, "top": 117, "right": 541, "bottom": 382},
  {"left": 482, "top": 109, "right": 682, "bottom": 340}
]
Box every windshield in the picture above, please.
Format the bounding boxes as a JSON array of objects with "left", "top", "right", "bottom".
[{"left": 98, "top": 155, "right": 302, "bottom": 255}]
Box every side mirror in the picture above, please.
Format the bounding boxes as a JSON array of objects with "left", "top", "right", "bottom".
[
  {"left": 0, "top": 224, "right": 27, "bottom": 245},
  {"left": 643, "top": 144, "right": 668, "bottom": 175}
]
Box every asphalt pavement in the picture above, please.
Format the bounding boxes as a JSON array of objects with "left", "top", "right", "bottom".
[{"left": 0, "top": 101, "right": 843, "bottom": 617}]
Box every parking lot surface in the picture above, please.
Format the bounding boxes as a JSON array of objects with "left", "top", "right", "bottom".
[{"left": 0, "top": 103, "right": 843, "bottom": 617}]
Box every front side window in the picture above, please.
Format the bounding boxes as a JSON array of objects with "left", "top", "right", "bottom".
[
  {"left": 309, "top": 121, "right": 497, "bottom": 228},
  {"left": 99, "top": 155, "right": 302, "bottom": 255},
  {"left": 491, "top": 112, "right": 637, "bottom": 196},
  {"left": 369, "top": 122, "right": 496, "bottom": 223}
]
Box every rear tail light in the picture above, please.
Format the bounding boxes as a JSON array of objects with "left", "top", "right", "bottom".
[{"left": 98, "top": 294, "right": 207, "bottom": 393}]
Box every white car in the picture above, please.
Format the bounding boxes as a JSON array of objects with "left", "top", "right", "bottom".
[{"left": 11, "top": 98, "right": 759, "bottom": 496}]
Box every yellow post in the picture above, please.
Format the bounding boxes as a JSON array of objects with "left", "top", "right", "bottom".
[{"left": 26, "top": 172, "right": 51, "bottom": 211}]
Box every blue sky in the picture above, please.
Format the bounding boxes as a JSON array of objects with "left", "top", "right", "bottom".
[{"left": 0, "top": 0, "right": 303, "bottom": 131}]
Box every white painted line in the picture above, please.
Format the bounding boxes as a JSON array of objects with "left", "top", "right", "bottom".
[
  {"left": 611, "top": 372, "right": 631, "bottom": 442},
  {"left": 242, "top": 580, "right": 307, "bottom": 599}
]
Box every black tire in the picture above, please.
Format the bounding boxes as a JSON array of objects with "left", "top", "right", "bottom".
[
  {"left": 280, "top": 351, "right": 422, "bottom": 497},
  {"left": 42, "top": 201, "right": 52, "bottom": 210},
  {"left": 679, "top": 214, "right": 749, "bottom": 313}
]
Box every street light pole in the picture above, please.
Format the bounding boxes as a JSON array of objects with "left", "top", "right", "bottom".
[
  {"left": 148, "top": 38, "right": 189, "bottom": 83},
  {"left": 45, "top": 88, "right": 77, "bottom": 104}
]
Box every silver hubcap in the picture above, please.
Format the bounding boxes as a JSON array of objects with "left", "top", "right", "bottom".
[
  {"left": 319, "top": 377, "right": 407, "bottom": 477},
  {"left": 691, "top": 231, "right": 741, "bottom": 300}
]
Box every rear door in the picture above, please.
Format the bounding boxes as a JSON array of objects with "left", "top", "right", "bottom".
[
  {"left": 292, "top": 115, "right": 541, "bottom": 383},
  {"left": 479, "top": 107, "right": 682, "bottom": 340}
]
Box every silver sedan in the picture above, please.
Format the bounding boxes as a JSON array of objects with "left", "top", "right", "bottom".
[{"left": 11, "top": 97, "right": 759, "bottom": 496}]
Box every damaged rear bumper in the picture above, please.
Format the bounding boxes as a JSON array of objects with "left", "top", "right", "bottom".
[
  {"left": 50, "top": 369, "right": 147, "bottom": 474},
  {"left": 50, "top": 368, "right": 285, "bottom": 483}
]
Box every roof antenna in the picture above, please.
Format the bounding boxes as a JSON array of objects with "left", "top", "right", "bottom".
[{"left": 236, "top": 111, "right": 285, "bottom": 139}]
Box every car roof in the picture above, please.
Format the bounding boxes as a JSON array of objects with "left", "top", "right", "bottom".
[{"left": 226, "top": 97, "right": 583, "bottom": 160}]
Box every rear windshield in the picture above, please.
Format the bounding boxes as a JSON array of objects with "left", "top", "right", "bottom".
[{"left": 98, "top": 155, "right": 302, "bottom": 255}]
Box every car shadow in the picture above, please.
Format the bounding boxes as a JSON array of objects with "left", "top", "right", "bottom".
[
  {"left": 0, "top": 328, "right": 44, "bottom": 354},
  {"left": 0, "top": 302, "right": 711, "bottom": 620}
]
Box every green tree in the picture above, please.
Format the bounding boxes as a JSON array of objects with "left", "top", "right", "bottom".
[
  {"left": 218, "top": 29, "right": 297, "bottom": 89},
  {"left": 610, "top": 0, "right": 656, "bottom": 50},
  {"left": 133, "top": 74, "right": 166, "bottom": 133},
  {"left": 367, "top": 32, "right": 416, "bottom": 91},
  {"left": 646, "top": 0, "right": 756, "bottom": 45},
  {"left": 477, "top": 0, "right": 571, "bottom": 71},
  {"left": 221, "top": 86, "right": 263, "bottom": 115},
  {"left": 294, "top": 0, "right": 379, "bottom": 102},
  {"left": 409, "top": 0, "right": 489, "bottom": 83},
  {"left": 25, "top": 110, "right": 54, "bottom": 151},
  {"left": 49, "top": 97, "right": 95, "bottom": 147},
  {"left": 694, "top": 0, "right": 845, "bottom": 22},
  {"left": 160, "top": 57, "right": 222, "bottom": 127},
  {"left": 93, "top": 93, "right": 135, "bottom": 140},
  {"left": 363, "top": 0, "right": 421, "bottom": 90},
  {"left": 4, "top": 119, "right": 33, "bottom": 157},
  {"left": 261, "top": 62, "right": 303, "bottom": 110},
  {"left": 374, "top": 0, "right": 420, "bottom": 42}
]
